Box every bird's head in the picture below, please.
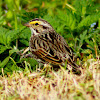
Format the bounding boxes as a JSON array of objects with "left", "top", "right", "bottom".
[{"left": 24, "top": 18, "right": 54, "bottom": 35}]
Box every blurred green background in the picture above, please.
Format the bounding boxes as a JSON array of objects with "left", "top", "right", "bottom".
[{"left": 0, "top": 0, "right": 100, "bottom": 74}]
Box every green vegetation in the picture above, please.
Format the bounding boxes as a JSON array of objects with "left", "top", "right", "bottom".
[{"left": 0, "top": 0, "right": 100, "bottom": 100}]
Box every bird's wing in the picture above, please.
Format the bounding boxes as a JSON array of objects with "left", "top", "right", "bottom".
[{"left": 29, "top": 32, "right": 74, "bottom": 65}]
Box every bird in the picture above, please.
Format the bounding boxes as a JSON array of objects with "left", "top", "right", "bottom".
[{"left": 24, "top": 18, "right": 81, "bottom": 75}]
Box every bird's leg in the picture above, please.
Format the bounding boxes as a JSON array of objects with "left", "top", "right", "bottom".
[
  {"left": 17, "top": 47, "right": 29, "bottom": 56},
  {"left": 17, "top": 47, "right": 33, "bottom": 59},
  {"left": 21, "top": 47, "right": 30, "bottom": 55},
  {"left": 21, "top": 53, "right": 33, "bottom": 59},
  {"left": 42, "top": 63, "right": 52, "bottom": 76}
]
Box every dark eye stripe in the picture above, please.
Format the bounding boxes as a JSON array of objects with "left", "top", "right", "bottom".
[{"left": 35, "top": 23, "right": 39, "bottom": 25}]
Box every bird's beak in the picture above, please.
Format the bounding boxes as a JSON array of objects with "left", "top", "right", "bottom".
[{"left": 24, "top": 22, "right": 30, "bottom": 27}]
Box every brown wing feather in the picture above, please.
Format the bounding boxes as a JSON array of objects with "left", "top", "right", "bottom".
[
  {"left": 29, "top": 31, "right": 81, "bottom": 75},
  {"left": 29, "top": 31, "right": 73, "bottom": 65}
]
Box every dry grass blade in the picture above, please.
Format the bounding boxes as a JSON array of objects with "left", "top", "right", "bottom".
[{"left": 0, "top": 59, "right": 100, "bottom": 100}]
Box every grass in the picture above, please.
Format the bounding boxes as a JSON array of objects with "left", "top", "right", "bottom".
[
  {"left": 0, "top": 58, "right": 100, "bottom": 100},
  {"left": 0, "top": 0, "right": 100, "bottom": 99}
]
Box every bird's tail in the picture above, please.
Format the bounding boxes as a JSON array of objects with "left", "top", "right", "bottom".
[{"left": 67, "top": 59, "right": 81, "bottom": 75}]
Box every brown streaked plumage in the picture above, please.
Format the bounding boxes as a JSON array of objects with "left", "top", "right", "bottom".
[{"left": 24, "top": 18, "right": 81, "bottom": 75}]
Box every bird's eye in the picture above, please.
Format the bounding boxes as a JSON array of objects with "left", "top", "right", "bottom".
[{"left": 35, "top": 23, "right": 39, "bottom": 25}]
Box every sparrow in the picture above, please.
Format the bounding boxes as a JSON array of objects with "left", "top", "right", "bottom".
[{"left": 24, "top": 18, "right": 81, "bottom": 75}]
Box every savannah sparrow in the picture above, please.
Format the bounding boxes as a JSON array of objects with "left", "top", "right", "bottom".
[{"left": 24, "top": 18, "right": 81, "bottom": 75}]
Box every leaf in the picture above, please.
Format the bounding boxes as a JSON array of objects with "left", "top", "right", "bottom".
[
  {"left": 66, "top": 3, "right": 76, "bottom": 12},
  {"left": 79, "top": 30, "right": 87, "bottom": 43},
  {"left": 77, "top": 12, "right": 100, "bottom": 30},
  {"left": 9, "top": 49, "right": 19, "bottom": 56},
  {"left": 0, "top": 27, "right": 8, "bottom": 45},
  {"left": 0, "top": 56, "right": 9, "bottom": 68},
  {"left": 57, "top": 9, "right": 77, "bottom": 30},
  {"left": 0, "top": 8, "right": 4, "bottom": 25},
  {"left": 19, "top": 39, "right": 29, "bottom": 46},
  {"left": 81, "top": 49, "right": 92, "bottom": 54},
  {"left": 0, "top": 45, "right": 8, "bottom": 54}
]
